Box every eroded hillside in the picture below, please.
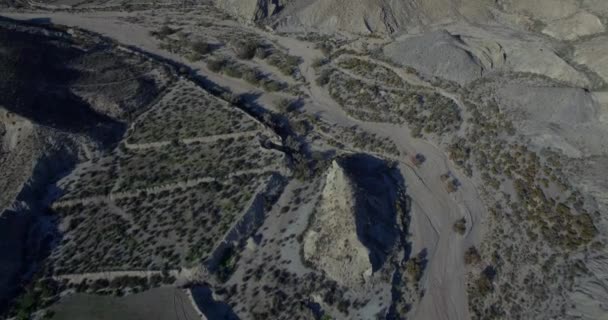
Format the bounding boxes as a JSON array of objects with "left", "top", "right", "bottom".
[{"left": 0, "top": 1, "right": 607, "bottom": 320}]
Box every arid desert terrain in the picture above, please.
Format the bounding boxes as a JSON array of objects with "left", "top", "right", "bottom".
[{"left": 1, "top": 0, "right": 608, "bottom": 319}]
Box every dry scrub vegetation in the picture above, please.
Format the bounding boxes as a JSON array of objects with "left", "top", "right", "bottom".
[
  {"left": 337, "top": 57, "right": 404, "bottom": 87},
  {"left": 58, "top": 135, "right": 282, "bottom": 198},
  {"left": 49, "top": 174, "right": 272, "bottom": 273},
  {"left": 127, "top": 80, "right": 261, "bottom": 144},
  {"left": 440, "top": 86, "right": 601, "bottom": 319},
  {"left": 325, "top": 67, "right": 461, "bottom": 138}
]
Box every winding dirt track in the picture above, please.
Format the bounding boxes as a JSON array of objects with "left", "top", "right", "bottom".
[
  {"left": 2, "top": 11, "right": 487, "bottom": 320},
  {"left": 268, "top": 31, "right": 486, "bottom": 320}
]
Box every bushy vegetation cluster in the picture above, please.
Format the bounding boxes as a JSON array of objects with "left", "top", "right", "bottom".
[
  {"left": 314, "top": 121, "right": 401, "bottom": 156},
  {"left": 8, "top": 278, "right": 64, "bottom": 320},
  {"left": 115, "top": 136, "right": 280, "bottom": 190},
  {"left": 258, "top": 47, "right": 302, "bottom": 80},
  {"left": 59, "top": 137, "right": 280, "bottom": 200},
  {"left": 206, "top": 58, "right": 287, "bottom": 92},
  {"left": 51, "top": 174, "right": 269, "bottom": 272},
  {"left": 337, "top": 57, "right": 404, "bottom": 87},
  {"left": 149, "top": 25, "right": 177, "bottom": 39},
  {"left": 451, "top": 99, "right": 597, "bottom": 251},
  {"left": 327, "top": 70, "right": 461, "bottom": 138},
  {"left": 405, "top": 255, "right": 425, "bottom": 283},
  {"left": 127, "top": 81, "right": 260, "bottom": 144},
  {"left": 230, "top": 39, "right": 258, "bottom": 60},
  {"left": 453, "top": 217, "right": 467, "bottom": 235},
  {"left": 227, "top": 262, "right": 366, "bottom": 319},
  {"left": 58, "top": 157, "right": 118, "bottom": 200},
  {"left": 296, "top": 33, "right": 347, "bottom": 57},
  {"left": 72, "top": 274, "right": 176, "bottom": 295},
  {"left": 443, "top": 83, "right": 601, "bottom": 319}
]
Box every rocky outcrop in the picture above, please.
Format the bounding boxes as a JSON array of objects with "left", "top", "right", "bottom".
[
  {"left": 303, "top": 160, "right": 373, "bottom": 286},
  {"left": 303, "top": 154, "right": 404, "bottom": 287},
  {"left": 214, "top": 0, "right": 288, "bottom": 22},
  {"left": 272, "top": 0, "right": 496, "bottom": 35}
]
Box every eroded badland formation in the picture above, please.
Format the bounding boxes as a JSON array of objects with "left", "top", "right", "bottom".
[{"left": 1, "top": 0, "right": 608, "bottom": 319}]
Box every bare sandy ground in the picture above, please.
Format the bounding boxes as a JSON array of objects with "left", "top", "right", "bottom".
[{"left": 1, "top": 10, "right": 488, "bottom": 320}]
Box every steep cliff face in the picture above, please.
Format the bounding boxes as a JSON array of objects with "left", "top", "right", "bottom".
[
  {"left": 214, "top": 0, "right": 288, "bottom": 22},
  {"left": 271, "top": 0, "right": 496, "bottom": 34},
  {"left": 0, "top": 22, "right": 171, "bottom": 314},
  {"left": 303, "top": 155, "right": 404, "bottom": 287},
  {"left": 303, "top": 160, "right": 373, "bottom": 286},
  {"left": 220, "top": 0, "right": 605, "bottom": 38}
]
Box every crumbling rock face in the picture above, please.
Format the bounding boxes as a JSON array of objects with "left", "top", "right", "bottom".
[
  {"left": 303, "top": 154, "right": 403, "bottom": 287},
  {"left": 293, "top": 0, "right": 400, "bottom": 35},
  {"left": 271, "top": 0, "right": 496, "bottom": 35},
  {"left": 303, "top": 160, "right": 373, "bottom": 287},
  {"left": 214, "top": 0, "right": 288, "bottom": 22}
]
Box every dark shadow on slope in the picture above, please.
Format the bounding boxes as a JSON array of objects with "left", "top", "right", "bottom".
[
  {"left": 338, "top": 153, "right": 403, "bottom": 271},
  {"left": 0, "top": 27, "right": 126, "bottom": 145},
  {"left": 191, "top": 285, "right": 240, "bottom": 320},
  {"left": 0, "top": 148, "right": 73, "bottom": 315}
]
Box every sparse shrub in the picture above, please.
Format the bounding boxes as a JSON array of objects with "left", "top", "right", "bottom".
[
  {"left": 312, "top": 57, "right": 328, "bottom": 68},
  {"left": 410, "top": 125, "right": 422, "bottom": 138},
  {"left": 262, "top": 79, "right": 283, "bottom": 92},
  {"left": 453, "top": 217, "right": 466, "bottom": 235},
  {"left": 474, "top": 272, "right": 493, "bottom": 296},
  {"left": 152, "top": 25, "right": 177, "bottom": 38},
  {"left": 267, "top": 52, "right": 301, "bottom": 77},
  {"left": 276, "top": 98, "right": 293, "bottom": 113},
  {"left": 316, "top": 42, "right": 332, "bottom": 56},
  {"left": 446, "top": 179, "right": 459, "bottom": 193},
  {"left": 207, "top": 58, "right": 226, "bottom": 72},
  {"left": 224, "top": 64, "right": 243, "bottom": 78},
  {"left": 410, "top": 153, "right": 425, "bottom": 167},
  {"left": 243, "top": 69, "right": 261, "bottom": 85},
  {"left": 316, "top": 69, "right": 332, "bottom": 86},
  {"left": 464, "top": 246, "right": 481, "bottom": 265},
  {"left": 191, "top": 41, "right": 212, "bottom": 55},
  {"left": 440, "top": 172, "right": 450, "bottom": 182},
  {"left": 254, "top": 47, "right": 268, "bottom": 59},
  {"left": 217, "top": 248, "right": 238, "bottom": 282},
  {"left": 186, "top": 52, "right": 203, "bottom": 62},
  {"left": 233, "top": 40, "right": 259, "bottom": 60},
  {"left": 405, "top": 250, "right": 426, "bottom": 282},
  {"left": 405, "top": 259, "right": 423, "bottom": 282}
]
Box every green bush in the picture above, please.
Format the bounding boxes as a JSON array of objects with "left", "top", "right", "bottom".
[
  {"left": 243, "top": 69, "right": 261, "bottom": 85},
  {"left": 186, "top": 52, "right": 203, "bottom": 62},
  {"left": 262, "top": 79, "right": 283, "bottom": 92},
  {"left": 464, "top": 246, "right": 481, "bottom": 265},
  {"left": 474, "top": 272, "right": 493, "bottom": 296},
  {"left": 153, "top": 25, "right": 177, "bottom": 38},
  {"left": 233, "top": 40, "right": 259, "bottom": 60},
  {"left": 254, "top": 47, "right": 268, "bottom": 59},
  {"left": 276, "top": 98, "right": 293, "bottom": 113},
  {"left": 316, "top": 69, "right": 332, "bottom": 86},
  {"left": 453, "top": 218, "right": 466, "bottom": 235},
  {"left": 207, "top": 58, "right": 226, "bottom": 72},
  {"left": 224, "top": 64, "right": 243, "bottom": 78},
  {"left": 312, "top": 57, "right": 328, "bottom": 68},
  {"left": 191, "top": 41, "right": 212, "bottom": 55}
]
